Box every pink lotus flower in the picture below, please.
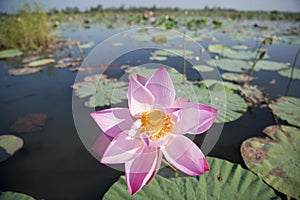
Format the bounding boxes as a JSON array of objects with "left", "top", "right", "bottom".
[{"left": 91, "top": 67, "right": 217, "bottom": 195}]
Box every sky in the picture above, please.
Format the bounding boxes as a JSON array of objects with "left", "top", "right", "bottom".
[{"left": 0, "top": 0, "right": 300, "bottom": 13}]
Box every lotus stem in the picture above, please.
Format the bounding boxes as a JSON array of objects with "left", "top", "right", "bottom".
[
  {"left": 285, "top": 47, "right": 300, "bottom": 96},
  {"left": 75, "top": 41, "right": 93, "bottom": 75},
  {"left": 162, "top": 158, "right": 179, "bottom": 177},
  {"left": 183, "top": 30, "right": 187, "bottom": 82},
  {"left": 290, "top": 47, "right": 300, "bottom": 80}
]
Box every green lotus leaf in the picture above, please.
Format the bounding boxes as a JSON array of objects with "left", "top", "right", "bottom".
[
  {"left": 0, "top": 135, "right": 23, "bottom": 163},
  {"left": 0, "top": 191, "right": 35, "bottom": 200},
  {"left": 269, "top": 96, "right": 300, "bottom": 127},
  {"left": 278, "top": 68, "right": 300, "bottom": 80},
  {"left": 28, "top": 59, "right": 55, "bottom": 67},
  {"left": 103, "top": 157, "right": 279, "bottom": 199},
  {"left": 192, "top": 65, "right": 214, "bottom": 72},
  {"left": 241, "top": 125, "right": 300, "bottom": 199},
  {"left": 254, "top": 60, "right": 289, "bottom": 71},
  {"left": 72, "top": 74, "right": 128, "bottom": 107},
  {"left": 222, "top": 72, "right": 252, "bottom": 82},
  {"left": 0, "top": 49, "right": 23, "bottom": 59},
  {"left": 207, "top": 59, "right": 252, "bottom": 72}
]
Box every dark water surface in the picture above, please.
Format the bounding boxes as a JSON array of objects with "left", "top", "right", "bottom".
[{"left": 0, "top": 25, "right": 299, "bottom": 199}]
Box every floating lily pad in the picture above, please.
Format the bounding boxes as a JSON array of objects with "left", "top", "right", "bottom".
[
  {"left": 0, "top": 191, "right": 35, "bottom": 200},
  {"left": 152, "top": 35, "right": 167, "bottom": 43},
  {"left": 28, "top": 59, "right": 55, "bottom": 67},
  {"left": 9, "top": 113, "right": 47, "bottom": 133},
  {"left": 22, "top": 56, "right": 42, "bottom": 63},
  {"left": 149, "top": 55, "right": 168, "bottom": 61},
  {"left": 72, "top": 74, "right": 128, "bottom": 107},
  {"left": 278, "top": 68, "right": 300, "bottom": 80},
  {"left": 54, "top": 57, "right": 81, "bottom": 68},
  {"left": 112, "top": 42, "right": 124, "bottom": 46},
  {"left": 0, "top": 49, "right": 23, "bottom": 59},
  {"left": 241, "top": 125, "right": 300, "bottom": 199},
  {"left": 192, "top": 65, "right": 214, "bottom": 72},
  {"left": 232, "top": 45, "right": 249, "bottom": 50},
  {"left": 254, "top": 60, "right": 289, "bottom": 71},
  {"left": 79, "top": 41, "right": 94, "bottom": 49},
  {"left": 176, "top": 81, "right": 247, "bottom": 123},
  {"left": 208, "top": 44, "right": 255, "bottom": 60},
  {"left": 85, "top": 81, "right": 128, "bottom": 107},
  {"left": 153, "top": 49, "right": 193, "bottom": 57},
  {"left": 222, "top": 72, "right": 252, "bottom": 82},
  {"left": 8, "top": 68, "right": 43, "bottom": 76},
  {"left": 0, "top": 135, "right": 23, "bottom": 163},
  {"left": 208, "top": 44, "right": 228, "bottom": 53},
  {"left": 103, "top": 157, "right": 279, "bottom": 199},
  {"left": 201, "top": 79, "right": 242, "bottom": 91},
  {"left": 241, "top": 84, "right": 265, "bottom": 106},
  {"left": 207, "top": 59, "right": 252, "bottom": 72},
  {"left": 269, "top": 96, "right": 300, "bottom": 127}
]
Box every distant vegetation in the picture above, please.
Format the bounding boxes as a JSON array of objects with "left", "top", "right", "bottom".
[
  {"left": 0, "top": 3, "right": 299, "bottom": 51},
  {"left": 50, "top": 5, "right": 300, "bottom": 21},
  {"left": 0, "top": 3, "right": 56, "bottom": 51}
]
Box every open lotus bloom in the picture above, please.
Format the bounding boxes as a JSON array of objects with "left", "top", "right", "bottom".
[{"left": 91, "top": 67, "right": 217, "bottom": 195}]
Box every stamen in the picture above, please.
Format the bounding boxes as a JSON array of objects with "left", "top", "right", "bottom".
[{"left": 140, "top": 110, "right": 172, "bottom": 141}]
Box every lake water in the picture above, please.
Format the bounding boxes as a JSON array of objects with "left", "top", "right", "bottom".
[{"left": 0, "top": 22, "right": 299, "bottom": 199}]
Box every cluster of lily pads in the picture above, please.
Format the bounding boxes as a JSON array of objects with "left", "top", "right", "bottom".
[{"left": 0, "top": 40, "right": 97, "bottom": 76}]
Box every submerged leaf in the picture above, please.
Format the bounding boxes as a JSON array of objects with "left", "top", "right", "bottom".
[
  {"left": 0, "top": 135, "right": 23, "bottom": 163},
  {"left": 103, "top": 157, "right": 279, "bottom": 199},
  {"left": 9, "top": 113, "right": 47, "bottom": 133},
  {"left": 241, "top": 125, "right": 300, "bottom": 199}
]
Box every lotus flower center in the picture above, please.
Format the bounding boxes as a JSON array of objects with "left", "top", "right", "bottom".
[{"left": 140, "top": 110, "right": 172, "bottom": 141}]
